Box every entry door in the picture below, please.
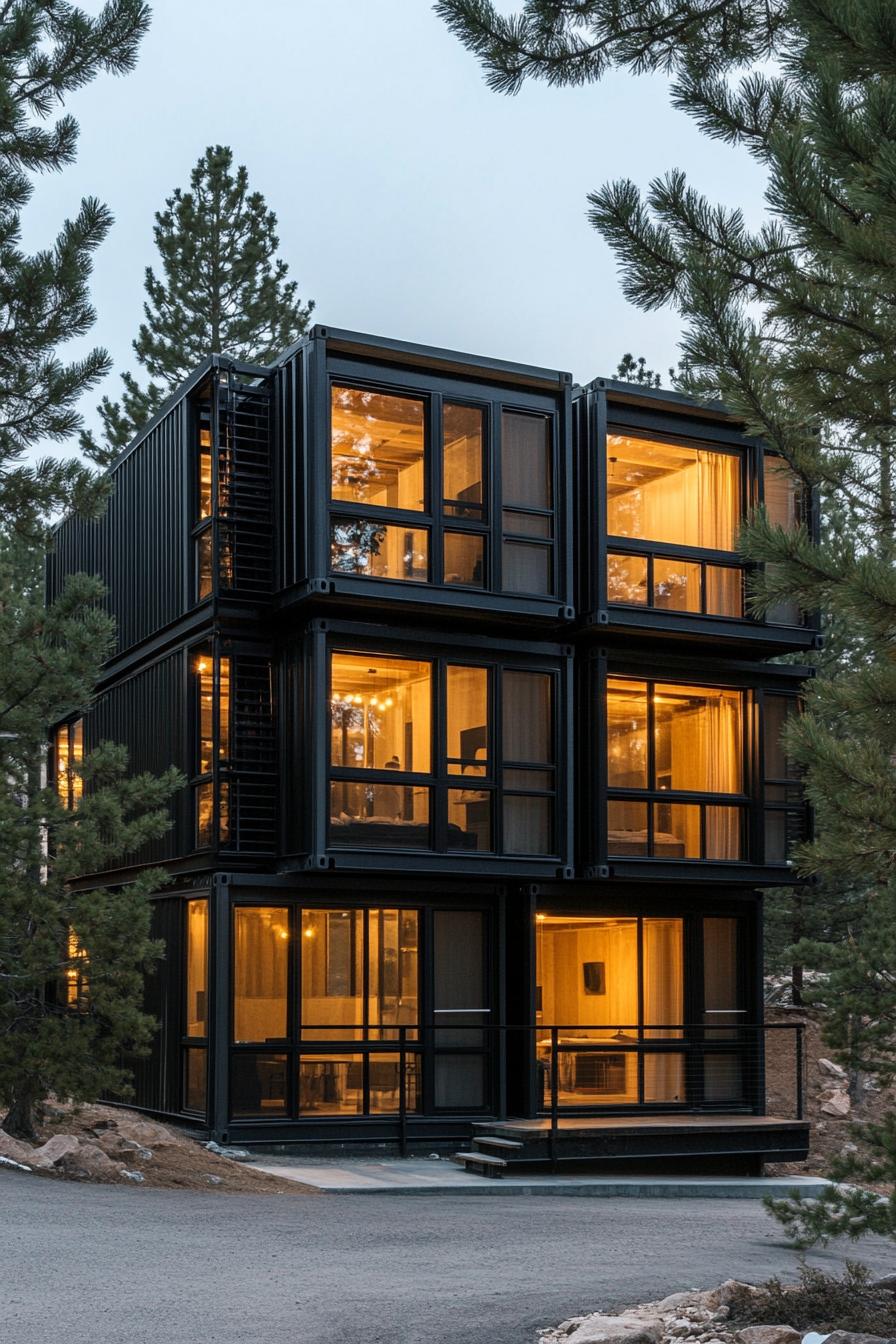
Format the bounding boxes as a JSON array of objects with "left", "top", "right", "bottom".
[
  {"left": 701, "top": 916, "right": 750, "bottom": 1105},
  {"left": 430, "top": 910, "right": 492, "bottom": 1111}
]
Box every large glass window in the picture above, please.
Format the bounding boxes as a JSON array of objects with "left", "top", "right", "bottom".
[
  {"left": 194, "top": 400, "right": 214, "bottom": 601},
  {"left": 329, "top": 383, "right": 556, "bottom": 596},
  {"left": 535, "top": 915, "right": 684, "bottom": 1107},
  {"left": 184, "top": 898, "right": 208, "bottom": 1114},
  {"left": 53, "top": 718, "right": 84, "bottom": 810},
  {"left": 331, "top": 387, "right": 426, "bottom": 511},
  {"left": 606, "top": 677, "right": 745, "bottom": 861},
  {"left": 763, "top": 455, "right": 806, "bottom": 624},
  {"left": 328, "top": 650, "right": 556, "bottom": 856},
  {"left": 606, "top": 433, "right": 744, "bottom": 619},
  {"left": 607, "top": 434, "right": 741, "bottom": 549},
  {"left": 193, "top": 649, "right": 230, "bottom": 849},
  {"left": 233, "top": 906, "right": 289, "bottom": 1043},
  {"left": 763, "top": 693, "right": 807, "bottom": 862}
]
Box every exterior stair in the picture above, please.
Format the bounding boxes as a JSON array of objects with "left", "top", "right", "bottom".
[{"left": 452, "top": 1133, "right": 525, "bottom": 1178}]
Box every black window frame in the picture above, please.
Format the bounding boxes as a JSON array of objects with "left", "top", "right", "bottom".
[
  {"left": 325, "top": 365, "right": 563, "bottom": 601},
  {"left": 603, "top": 672, "right": 751, "bottom": 864},
  {"left": 603, "top": 425, "right": 750, "bottom": 623},
  {"left": 325, "top": 643, "right": 561, "bottom": 860}
]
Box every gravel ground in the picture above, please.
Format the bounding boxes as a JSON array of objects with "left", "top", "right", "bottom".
[{"left": 2, "top": 1171, "right": 895, "bottom": 1344}]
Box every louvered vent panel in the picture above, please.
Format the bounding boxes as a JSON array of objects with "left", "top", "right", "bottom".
[
  {"left": 217, "top": 376, "right": 273, "bottom": 597},
  {"left": 223, "top": 656, "right": 277, "bottom": 854}
]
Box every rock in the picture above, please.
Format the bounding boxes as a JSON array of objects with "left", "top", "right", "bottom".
[
  {"left": 0, "top": 1154, "right": 32, "bottom": 1172},
  {"left": 825, "top": 1334, "right": 895, "bottom": 1344},
  {"left": 870, "top": 1272, "right": 896, "bottom": 1293},
  {"left": 114, "top": 1117, "right": 179, "bottom": 1148},
  {"left": 650, "top": 1294, "right": 698, "bottom": 1313},
  {"left": 59, "top": 1141, "right": 123, "bottom": 1180},
  {"left": 818, "top": 1058, "right": 847, "bottom": 1080},
  {"left": 820, "top": 1090, "right": 851, "bottom": 1117},
  {"left": 206, "top": 1174, "right": 223, "bottom": 1185},
  {"left": 567, "top": 1315, "right": 664, "bottom": 1344},
  {"left": 93, "top": 1130, "right": 153, "bottom": 1161},
  {"left": 31, "top": 1134, "right": 81, "bottom": 1169},
  {"left": 0, "top": 1132, "right": 37, "bottom": 1167},
  {"left": 204, "top": 1140, "right": 252, "bottom": 1162},
  {"left": 121, "top": 1169, "right": 145, "bottom": 1183},
  {"left": 704, "top": 1284, "right": 764, "bottom": 1312},
  {"left": 801, "top": 1334, "right": 830, "bottom": 1344},
  {"left": 736, "top": 1328, "right": 800, "bottom": 1344},
  {"left": 840, "top": 1142, "right": 859, "bottom": 1157}
]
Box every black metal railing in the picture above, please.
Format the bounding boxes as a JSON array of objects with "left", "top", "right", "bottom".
[{"left": 229, "top": 1016, "right": 805, "bottom": 1155}]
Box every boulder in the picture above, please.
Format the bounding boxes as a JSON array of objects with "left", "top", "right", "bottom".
[
  {"left": 704, "top": 1284, "right": 764, "bottom": 1312},
  {"left": 870, "top": 1272, "right": 896, "bottom": 1293},
  {"left": 58, "top": 1141, "right": 122, "bottom": 1180},
  {"left": 818, "top": 1058, "right": 847, "bottom": 1080},
  {"left": 650, "top": 1294, "right": 699, "bottom": 1314},
  {"left": 0, "top": 1132, "right": 37, "bottom": 1167},
  {"left": 568, "top": 1315, "right": 664, "bottom": 1344},
  {"left": 736, "top": 1327, "right": 801, "bottom": 1344},
  {"left": 92, "top": 1130, "right": 153, "bottom": 1161},
  {"left": 120, "top": 1169, "right": 145, "bottom": 1183},
  {"left": 31, "top": 1134, "right": 81, "bottom": 1169},
  {"left": 820, "top": 1090, "right": 851, "bottom": 1117},
  {"left": 205, "top": 1140, "right": 252, "bottom": 1162},
  {"left": 113, "top": 1117, "right": 179, "bottom": 1148},
  {"left": 825, "top": 1334, "right": 895, "bottom": 1344}
]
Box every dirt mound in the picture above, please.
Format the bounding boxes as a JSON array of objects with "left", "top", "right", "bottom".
[{"left": 0, "top": 1101, "right": 315, "bottom": 1194}]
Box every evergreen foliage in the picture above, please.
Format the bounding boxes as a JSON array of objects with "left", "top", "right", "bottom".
[
  {"left": 0, "top": 539, "right": 182, "bottom": 1139},
  {"left": 441, "top": 0, "right": 896, "bottom": 1241},
  {"left": 91, "top": 145, "right": 314, "bottom": 456},
  {"left": 0, "top": 0, "right": 150, "bottom": 526},
  {"left": 0, "top": 2, "right": 183, "bottom": 1140}
]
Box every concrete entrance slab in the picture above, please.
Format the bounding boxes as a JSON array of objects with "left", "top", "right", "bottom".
[{"left": 254, "top": 1157, "right": 830, "bottom": 1198}]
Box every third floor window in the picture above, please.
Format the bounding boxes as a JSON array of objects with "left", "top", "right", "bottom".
[{"left": 329, "top": 383, "right": 557, "bottom": 597}]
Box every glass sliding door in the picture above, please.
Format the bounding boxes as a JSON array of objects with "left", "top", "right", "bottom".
[
  {"left": 702, "top": 917, "right": 748, "bottom": 1104},
  {"left": 432, "top": 910, "right": 491, "bottom": 1110},
  {"left": 535, "top": 914, "right": 685, "bottom": 1109}
]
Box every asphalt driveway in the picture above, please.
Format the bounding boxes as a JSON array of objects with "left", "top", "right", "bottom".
[{"left": 2, "top": 1171, "right": 893, "bottom": 1344}]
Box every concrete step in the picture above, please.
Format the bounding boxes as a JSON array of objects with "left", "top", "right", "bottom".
[
  {"left": 452, "top": 1151, "right": 507, "bottom": 1178},
  {"left": 473, "top": 1137, "right": 525, "bottom": 1153}
]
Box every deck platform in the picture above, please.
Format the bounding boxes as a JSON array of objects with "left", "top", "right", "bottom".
[{"left": 453, "top": 1113, "right": 810, "bottom": 1177}]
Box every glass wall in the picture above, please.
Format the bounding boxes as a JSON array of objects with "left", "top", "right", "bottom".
[
  {"left": 193, "top": 649, "right": 231, "bottom": 849},
  {"left": 606, "top": 677, "right": 745, "bottom": 860},
  {"left": 606, "top": 433, "right": 744, "bottom": 618},
  {"left": 535, "top": 915, "right": 684, "bottom": 1106},
  {"left": 328, "top": 649, "right": 557, "bottom": 856},
  {"left": 329, "top": 382, "right": 557, "bottom": 596},
  {"left": 183, "top": 898, "right": 208, "bottom": 1113},
  {"left": 53, "top": 718, "right": 84, "bottom": 810},
  {"left": 763, "top": 693, "right": 808, "bottom": 862},
  {"left": 232, "top": 904, "right": 423, "bottom": 1119}
]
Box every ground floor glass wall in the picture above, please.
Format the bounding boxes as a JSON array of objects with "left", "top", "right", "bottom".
[{"left": 228, "top": 903, "right": 490, "bottom": 1121}]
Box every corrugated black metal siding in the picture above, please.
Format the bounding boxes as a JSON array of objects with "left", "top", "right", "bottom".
[
  {"left": 85, "top": 648, "right": 189, "bottom": 867},
  {"left": 46, "top": 399, "right": 189, "bottom": 656},
  {"left": 275, "top": 349, "right": 304, "bottom": 590},
  {"left": 127, "top": 894, "right": 185, "bottom": 1116}
]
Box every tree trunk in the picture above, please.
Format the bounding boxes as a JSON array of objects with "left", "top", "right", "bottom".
[
  {"left": 2, "top": 1086, "right": 39, "bottom": 1142},
  {"left": 792, "top": 961, "right": 804, "bottom": 1007}
]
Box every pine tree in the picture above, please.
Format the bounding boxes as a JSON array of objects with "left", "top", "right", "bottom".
[
  {"left": 441, "top": 0, "right": 896, "bottom": 1240},
  {"left": 0, "top": 3, "right": 183, "bottom": 1140},
  {"left": 0, "top": 539, "right": 182, "bottom": 1140},
  {"left": 92, "top": 145, "right": 314, "bottom": 456},
  {"left": 0, "top": 0, "right": 150, "bottom": 523}
]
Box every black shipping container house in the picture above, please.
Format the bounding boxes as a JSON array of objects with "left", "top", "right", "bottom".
[{"left": 46, "top": 326, "right": 815, "bottom": 1170}]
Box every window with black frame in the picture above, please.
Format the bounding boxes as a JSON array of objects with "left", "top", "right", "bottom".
[
  {"left": 762, "top": 693, "right": 808, "bottom": 862},
  {"left": 605, "top": 677, "right": 747, "bottom": 861},
  {"left": 605, "top": 433, "right": 745, "bottom": 618},
  {"left": 329, "top": 383, "right": 557, "bottom": 597},
  {"left": 193, "top": 400, "right": 214, "bottom": 602},
  {"left": 328, "top": 650, "right": 557, "bottom": 855},
  {"left": 191, "top": 648, "right": 230, "bottom": 849}
]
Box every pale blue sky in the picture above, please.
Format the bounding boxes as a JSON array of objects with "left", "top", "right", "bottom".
[{"left": 21, "top": 0, "right": 769, "bottom": 428}]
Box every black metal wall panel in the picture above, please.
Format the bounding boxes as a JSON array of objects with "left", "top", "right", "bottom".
[
  {"left": 85, "top": 648, "right": 189, "bottom": 866},
  {"left": 274, "top": 350, "right": 304, "bottom": 590},
  {"left": 46, "top": 399, "right": 189, "bottom": 656},
  {"left": 128, "top": 894, "right": 184, "bottom": 1116}
]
